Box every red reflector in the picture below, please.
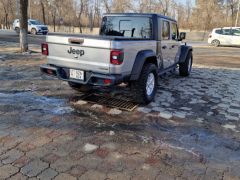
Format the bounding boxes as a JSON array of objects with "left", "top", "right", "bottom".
[
  {"left": 41, "top": 43, "right": 49, "bottom": 56},
  {"left": 104, "top": 79, "right": 112, "bottom": 84},
  {"left": 110, "top": 50, "right": 124, "bottom": 65},
  {"left": 46, "top": 69, "right": 53, "bottom": 75},
  {"left": 209, "top": 34, "right": 212, "bottom": 38}
]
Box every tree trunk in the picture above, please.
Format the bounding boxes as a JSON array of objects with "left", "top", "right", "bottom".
[
  {"left": 19, "top": 0, "right": 28, "bottom": 52},
  {"left": 236, "top": 0, "right": 240, "bottom": 27},
  {"left": 231, "top": 5, "right": 234, "bottom": 27},
  {"left": 78, "top": 12, "right": 83, "bottom": 34},
  {"left": 40, "top": 1, "right": 46, "bottom": 24},
  {"left": 53, "top": 15, "right": 56, "bottom": 32},
  {"left": 1, "top": 2, "right": 8, "bottom": 29},
  {"left": 89, "top": 10, "right": 93, "bottom": 32},
  {"left": 5, "top": 13, "right": 8, "bottom": 29}
]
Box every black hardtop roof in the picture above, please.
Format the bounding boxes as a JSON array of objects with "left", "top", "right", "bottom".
[{"left": 103, "top": 13, "right": 177, "bottom": 22}]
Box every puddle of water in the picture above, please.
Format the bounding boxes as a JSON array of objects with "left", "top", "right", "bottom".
[
  {"left": 0, "top": 55, "right": 6, "bottom": 59},
  {"left": 52, "top": 106, "right": 74, "bottom": 115},
  {"left": 0, "top": 92, "right": 73, "bottom": 115}
]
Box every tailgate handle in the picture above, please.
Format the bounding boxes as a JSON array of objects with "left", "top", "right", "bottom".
[{"left": 68, "top": 38, "right": 84, "bottom": 44}]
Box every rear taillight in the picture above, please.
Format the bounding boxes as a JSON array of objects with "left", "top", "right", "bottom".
[
  {"left": 209, "top": 34, "right": 212, "bottom": 38},
  {"left": 41, "top": 43, "right": 48, "bottom": 56},
  {"left": 110, "top": 50, "right": 124, "bottom": 65},
  {"left": 103, "top": 79, "right": 112, "bottom": 85}
]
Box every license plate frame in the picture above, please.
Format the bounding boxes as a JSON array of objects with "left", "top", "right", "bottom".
[{"left": 69, "top": 69, "right": 84, "bottom": 80}]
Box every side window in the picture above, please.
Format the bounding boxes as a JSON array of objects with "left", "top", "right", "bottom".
[
  {"left": 162, "top": 20, "right": 170, "bottom": 40},
  {"left": 171, "top": 23, "right": 178, "bottom": 40},
  {"left": 215, "top": 29, "right": 222, "bottom": 34},
  {"left": 232, "top": 28, "right": 240, "bottom": 36},
  {"left": 222, "top": 29, "right": 232, "bottom": 35}
]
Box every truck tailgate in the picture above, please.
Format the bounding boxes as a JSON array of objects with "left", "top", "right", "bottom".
[{"left": 47, "top": 35, "right": 111, "bottom": 74}]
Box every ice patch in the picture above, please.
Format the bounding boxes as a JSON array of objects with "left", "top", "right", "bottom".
[{"left": 222, "top": 124, "right": 236, "bottom": 130}]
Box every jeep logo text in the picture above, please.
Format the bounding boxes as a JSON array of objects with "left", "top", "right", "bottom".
[{"left": 67, "top": 47, "right": 84, "bottom": 56}]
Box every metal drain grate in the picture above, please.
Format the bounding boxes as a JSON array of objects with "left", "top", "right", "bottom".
[{"left": 82, "top": 94, "right": 138, "bottom": 111}]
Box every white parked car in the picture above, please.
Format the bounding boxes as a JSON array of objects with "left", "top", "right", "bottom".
[
  {"left": 208, "top": 27, "right": 240, "bottom": 47},
  {"left": 13, "top": 19, "right": 48, "bottom": 35}
]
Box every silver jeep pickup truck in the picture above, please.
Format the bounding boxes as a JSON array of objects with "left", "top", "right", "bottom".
[{"left": 40, "top": 13, "right": 193, "bottom": 104}]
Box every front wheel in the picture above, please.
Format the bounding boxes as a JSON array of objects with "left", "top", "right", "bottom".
[
  {"left": 179, "top": 51, "right": 193, "bottom": 77},
  {"left": 131, "top": 63, "right": 158, "bottom": 104},
  {"left": 31, "top": 28, "right": 37, "bottom": 35},
  {"left": 211, "top": 39, "right": 220, "bottom": 47}
]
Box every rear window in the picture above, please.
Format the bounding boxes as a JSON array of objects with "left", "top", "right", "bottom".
[
  {"left": 100, "top": 16, "right": 152, "bottom": 39},
  {"left": 215, "top": 29, "right": 222, "bottom": 34}
]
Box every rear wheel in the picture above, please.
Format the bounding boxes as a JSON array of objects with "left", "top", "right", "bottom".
[
  {"left": 131, "top": 63, "right": 158, "bottom": 104},
  {"left": 179, "top": 51, "right": 192, "bottom": 77},
  {"left": 211, "top": 39, "right": 220, "bottom": 47},
  {"left": 68, "top": 82, "right": 92, "bottom": 93}
]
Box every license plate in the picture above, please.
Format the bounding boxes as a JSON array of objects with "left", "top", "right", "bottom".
[{"left": 69, "top": 69, "right": 84, "bottom": 80}]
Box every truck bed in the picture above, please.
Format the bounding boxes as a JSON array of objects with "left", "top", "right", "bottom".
[
  {"left": 48, "top": 33, "right": 153, "bottom": 41},
  {"left": 46, "top": 34, "right": 156, "bottom": 75}
]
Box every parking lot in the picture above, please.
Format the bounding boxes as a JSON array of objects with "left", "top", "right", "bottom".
[{"left": 0, "top": 39, "right": 240, "bottom": 179}]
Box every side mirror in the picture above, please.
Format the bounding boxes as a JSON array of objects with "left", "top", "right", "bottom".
[{"left": 179, "top": 32, "right": 186, "bottom": 41}]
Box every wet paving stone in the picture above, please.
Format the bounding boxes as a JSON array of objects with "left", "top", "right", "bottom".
[
  {"left": 20, "top": 159, "right": 49, "bottom": 177},
  {"left": 0, "top": 44, "right": 240, "bottom": 179},
  {"left": 37, "top": 168, "right": 58, "bottom": 180}
]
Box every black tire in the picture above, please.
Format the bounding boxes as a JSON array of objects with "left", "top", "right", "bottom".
[
  {"left": 68, "top": 82, "right": 92, "bottom": 93},
  {"left": 43, "top": 32, "right": 48, "bottom": 35},
  {"left": 211, "top": 39, "right": 220, "bottom": 47},
  {"left": 179, "top": 51, "right": 193, "bottom": 77},
  {"left": 131, "top": 63, "right": 158, "bottom": 104},
  {"left": 15, "top": 27, "right": 20, "bottom": 34},
  {"left": 31, "top": 28, "right": 37, "bottom": 35}
]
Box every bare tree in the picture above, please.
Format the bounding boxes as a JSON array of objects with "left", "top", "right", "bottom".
[
  {"left": 93, "top": 0, "right": 100, "bottom": 27},
  {"left": 158, "top": 0, "right": 171, "bottom": 16},
  {"left": 77, "top": 0, "right": 86, "bottom": 33},
  {"left": 48, "top": 0, "right": 58, "bottom": 32},
  {"left": 236, "top": 0, "right": 240, "bottom": 26},
  {"left": 40, "top": 0, "right": 46, "bottom": 24},
  {"left": 0, "top": 0, "right": 9, "bottom": 29},
  {"left": 19, "top": 0, "right": 28, "bottom": 52},
  {"left": 229, "top": 0, "right": 235, "bottom": 26},
  {"left": 103, "top": 0, "right": 112, "bottom": 13},
  {"left": 0, "top": 0, "right": 15, "bottom": 29}
]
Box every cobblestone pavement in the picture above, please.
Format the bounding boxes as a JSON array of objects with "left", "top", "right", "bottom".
[{"left": 0, "top": 43, "right": 240, "bottom": 179}]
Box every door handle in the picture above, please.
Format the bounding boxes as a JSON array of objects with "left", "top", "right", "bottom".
[
  {"left": 68, "top": 38, "right": 84, "bottom": 44},
  {"left": 171, "top": 45, "right": 175, "bottom": 48},
  {"left": 162, "top": 45, "right": 167, "bottom": 49}
]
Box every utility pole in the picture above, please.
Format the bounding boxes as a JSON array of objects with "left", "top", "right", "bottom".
[{"left": 236, "top": 0, "right": 240, "bottom": 27}]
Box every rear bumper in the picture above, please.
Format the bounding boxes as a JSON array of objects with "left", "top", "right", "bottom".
[{"left": 40, "top": 64, "right": 124, "bottom": 86}]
